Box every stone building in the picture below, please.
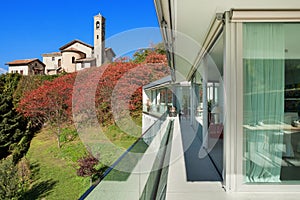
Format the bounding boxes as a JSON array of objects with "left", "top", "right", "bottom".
[
  {"left": 6, "top": 58, "right": 45, "bottom": 75},
  {"left": 42, "top": 13, "right": 115, "bottom": 75}
]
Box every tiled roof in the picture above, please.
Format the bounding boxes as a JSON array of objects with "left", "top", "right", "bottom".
[
  {"left": 42, "top": 52, "right": 62, "bottom": 57},
  {"left": 76, "top": 57, "right": 96, "bottom": 62},
  {"left": 61, "top": 47, "right": 84, "bottom": 53},
  {"left": 59, "top": 39, "right": 93, "bottom": 50},
  {"left": 6, "top": 58, "right": 38, "bottom": 65}
]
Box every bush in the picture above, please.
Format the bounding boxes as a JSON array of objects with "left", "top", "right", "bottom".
[
  {"left": 0, "top": 158, "right": 24, "bottom": 199},
  {"left": 77, "top": 154, "right": 99, "bottom": 186}
]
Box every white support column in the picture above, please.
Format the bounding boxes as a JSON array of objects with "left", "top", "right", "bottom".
[{"left": 202, "top": 62, "right": 208, "bottom": 149}]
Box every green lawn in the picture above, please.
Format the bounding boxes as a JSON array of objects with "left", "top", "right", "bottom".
[
  {"left": 24, "top": 129, "right": 90, "bottom": 200},
  {"left": 23, "top": 124, "right": 139, "bottom": 199}
]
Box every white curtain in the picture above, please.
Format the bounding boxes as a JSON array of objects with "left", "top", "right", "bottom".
[{"left": 243, "top": 23, "right": 285, "bottom": 182}]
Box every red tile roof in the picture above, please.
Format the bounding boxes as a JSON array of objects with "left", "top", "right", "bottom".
[
  {"left": 6, "top": 58, "right": 45, "bottom": 67},
  {"left": 42, "top": 52, "right": 62, "bottom": 57},
  {"left": 61, "top": 47, "right": 83, "bottom": 53},
  {"left": 59, "top": 39, "right": 93, "bottom": 50},
  {"left": 76, "top": 57, "right": 96, "bottom": 62},
  {"left": 6, "top": 58, "right": 38, "bottom": 65}
]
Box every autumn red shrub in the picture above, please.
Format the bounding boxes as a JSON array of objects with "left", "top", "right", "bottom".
[
  {"left": 17, "top": 73, "right": 76, "bottom": 148},
  {"left": 17, "top": 53, "right": 170, "bottom": 132}
]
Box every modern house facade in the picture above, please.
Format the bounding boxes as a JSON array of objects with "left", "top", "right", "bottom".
[
  {"left": 6, "top": 58, "right": 45, "bottom": 75},
  {"left": 154, "top": 0, "right": 300, "bottom": 194},
  {"left": 81, "top": 1, "right": 300, "bottom": 199}
]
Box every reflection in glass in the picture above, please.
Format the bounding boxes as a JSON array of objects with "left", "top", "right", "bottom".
[{"left": 243, "top": 23, "right": 300, "bottom": 183}]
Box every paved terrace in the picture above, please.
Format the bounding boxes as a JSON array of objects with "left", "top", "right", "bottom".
[{"left": 166, "top": 117, "right": 300, "bottom": 200}]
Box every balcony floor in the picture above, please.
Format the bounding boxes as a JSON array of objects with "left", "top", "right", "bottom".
[{"left": 166, "top": 117, "right": 300, "bottom": 200}]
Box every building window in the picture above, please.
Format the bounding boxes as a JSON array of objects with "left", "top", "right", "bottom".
[
  {"left": 96, "top": 21, "right": 100, "bottom": 29},
  {"left": 52, "top": 57, "right": 55, "bottom": 61},
  {"left": 97, "top": 35, "right": 99, "bottom": 39},
  {"left": 20, "top": 70, "right": 23, "bottom": 75},
  {"left": 243, "top": 22, "right": 300, "bottom": 183},
  {"left": 58, "top": 59, "right": 61, "bottom": 67},
  {"left": 72, "top": 57, "right": 75, "bottom": 63}
]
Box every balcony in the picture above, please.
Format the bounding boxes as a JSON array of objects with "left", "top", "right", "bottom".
[{"left": 80, "top": 113, "right": 300, "bottom": 200}]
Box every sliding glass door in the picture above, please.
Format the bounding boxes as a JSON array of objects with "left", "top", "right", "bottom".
[{"left": 243, "top": 22, "right": 300, "bottom": 184}]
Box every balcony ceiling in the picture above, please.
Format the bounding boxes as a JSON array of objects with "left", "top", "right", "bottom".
[{"left": 155, "top": 0, "right": 300, "bottom": 82}]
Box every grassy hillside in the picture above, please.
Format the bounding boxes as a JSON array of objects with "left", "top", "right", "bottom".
[
  {"left": 24, "top": 128, "right": 90, "bottom": 200},
  {"left": 23, "top": 124, "right": 138, "bottom": 199}
]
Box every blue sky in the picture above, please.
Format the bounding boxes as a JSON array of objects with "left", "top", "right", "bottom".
[{"left": 0, "top": 0, "right": 162, "bottom": 71}]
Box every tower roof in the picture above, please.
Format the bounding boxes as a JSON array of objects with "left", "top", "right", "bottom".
[{"left": 94, "top": 13, "right": 105, "bottom": 19}]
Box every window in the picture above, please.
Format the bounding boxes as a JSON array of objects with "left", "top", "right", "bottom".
[
  {"left": 58, "top": 59, "right": 61, "bottom": 67},
  {"left": 52, "top": 57, "right": 55, "bottom": 61},
  {"left": 96, "top": 21, "right": 100, "bottom": 29},
  {"left": 243, "top": 23, "right": 300, "bottom": 183},
  {"left": 72, "top": 57, "right": 75, "bottom": 63},
  {"left": 20, "top": 70, "right": 23, "bottom": 75},
  {"left": 97, "top": 35, "right": 99, "bottom": 39}
]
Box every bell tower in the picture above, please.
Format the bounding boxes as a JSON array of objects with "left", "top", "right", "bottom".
[{"left": 94, "top": 13, "right": 105, "bottom": 66}]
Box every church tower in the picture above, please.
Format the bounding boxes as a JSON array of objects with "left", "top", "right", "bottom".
[{"left": 94, "top": 14, "right": 105, "bottom": 66}]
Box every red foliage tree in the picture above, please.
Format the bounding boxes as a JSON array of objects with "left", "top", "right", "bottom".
[
  {"left": 17, "top": 73, "right": 75, "bottom": 148},
  {"left": 18, "top": 53, "right": 170, "bottom": 146},
  {"left": 76, "top": 154, "right": 99, "bottom": 186}
]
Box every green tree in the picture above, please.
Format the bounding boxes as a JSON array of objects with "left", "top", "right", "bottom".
[
  {"left": 0, "top": 73, "right": 35, "bottom": 163},
  {"left": 132, "top": 42, "right": 166, "bottom": 63},
  {"left": 0, "top": 158, "right": 23, "bottom": 200}
]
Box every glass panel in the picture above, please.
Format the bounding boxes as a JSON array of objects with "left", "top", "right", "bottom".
[
  {"left": 85, "top": 113, "right": 173, "bottom": 199},
  {"left": 243, "top": 22, "right": 300, "bottom": 183},
  {"left": 143, "top": 88, "right": 174, "bottom": 116},
  {"left": 206, "top": 33, "right": 224, "bottom": 176}
]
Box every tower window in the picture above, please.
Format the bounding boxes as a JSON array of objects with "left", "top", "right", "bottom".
[
  {"left": 96, "top": 21, "right": 100, "bottom": 29},
  {"left": 72, "top": 57, "right": 75, "bottom": 63},
  {"left": 97, "top": 35, "right": 99, "bottom": 39}
]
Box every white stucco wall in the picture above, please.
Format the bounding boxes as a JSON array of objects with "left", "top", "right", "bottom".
[
  {"left": 8, "top": 60, "right": 45, "bottom": 75},
  {"left": 43, "top": 55, "right": 62, "bottom": 74},
  {"left": 75, "top": 62, "right": 92, "bottom": 71},
  {"left": 9, "top": 65, "right": 28, "bottom": 75},
  {"left": 62, "top": 52, "right": 83, "bottom": 73},
  {"left": 65, "top": 43, "right": 92, "bottom": 57}
]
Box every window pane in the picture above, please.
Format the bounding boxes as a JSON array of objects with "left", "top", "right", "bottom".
[{"left": 243, "top": 22, "right": 300, "bottom": 183}]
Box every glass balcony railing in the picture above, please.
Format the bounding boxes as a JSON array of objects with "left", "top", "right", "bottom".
[
  {"left": 143, "top": 103, "right": 173, "bottom": 117},
  {"left": 80, "top": 112, "right": 174, "bottom": 200}
]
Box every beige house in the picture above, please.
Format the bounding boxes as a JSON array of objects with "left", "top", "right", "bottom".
[
  {"left": 60, "top": 39, "right": 95, "bottom": 73},
  {"left": 42, "top": 52, "right": 62, "bottom": 75},
  {"left": 6, "top": 58, "right": 45, "bottom": 75},
  {"left": 42, "top": 13, "right": 115, "bottom": 75}
]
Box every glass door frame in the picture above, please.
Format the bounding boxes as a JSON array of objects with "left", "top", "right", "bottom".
[{"left": 232, "top": 10, "right": 300, "bottom": 192}]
